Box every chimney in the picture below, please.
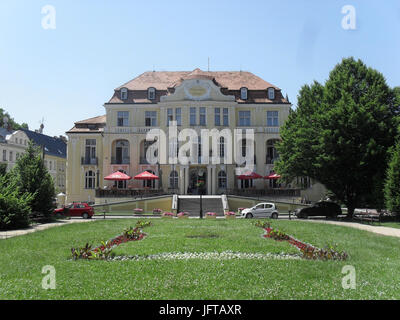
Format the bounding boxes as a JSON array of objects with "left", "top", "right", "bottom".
[{"left": 39, "top": 123, "right": 44, "bottom": 134}]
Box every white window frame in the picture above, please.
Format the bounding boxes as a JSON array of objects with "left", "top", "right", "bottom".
[
  {"left": 240, "top": 87, "right": 248, "bottom": 100},
  {"left": 145, "top": 111, "right": 157, "bottom": 127},
  {"left": 238, "top": 111, "right": 251, "bottom": 126},
  {"left": 120, "top": 88, "right": 128, "bottom": 100},
  {"left": 148, "top": 87, "right": 156, "bottom": 100},
  {"left": 267, "top": 111, "right": 279, "bottom": 127},
  {"left": 117, "top": 111, "right": 129, "bottom": 127},
  {"left": 268, "top": 88, "right": 275, "bottom": 100}
]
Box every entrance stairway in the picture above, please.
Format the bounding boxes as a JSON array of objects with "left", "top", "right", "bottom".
[{"left": 178, "top": 196, "right": 225, "bottom": 217}]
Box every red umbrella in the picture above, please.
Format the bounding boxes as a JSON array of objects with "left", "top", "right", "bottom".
[
  {"left": 134, "top": 171, "right": 159, "bottom": 180},
  {"left": 237, "top": 171, "right": 263, "bottom": 180},
  {"left": 264, "top": 173, "right": 281, "bottom": 180},
  {"left": 104, "top": 171, "right": 132, "bottom": 181}
]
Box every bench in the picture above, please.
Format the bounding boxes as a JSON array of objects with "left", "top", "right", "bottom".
[{"left": 353, "top": 209, "right": 382, "bottom": 224}]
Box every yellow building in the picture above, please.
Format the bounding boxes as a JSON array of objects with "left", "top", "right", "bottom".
[{"left": 66, "top": 69, "right": 325, "bottom": 203}]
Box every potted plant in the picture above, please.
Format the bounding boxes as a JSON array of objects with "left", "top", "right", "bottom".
[
  {"left": 206, "top": 212, "right": 217, "bottom": 219},
  {"left": 162, "top": 212, "right": 175, "bottom": 218},
  {"left": 152, "top": 208, "right": 162, "bottom": 215},
  {"left": 224, "top": 211, "right": 236, "bottom": 219},
  {"left": 177, "top": 212, "right": 189, "bottom": 219}
]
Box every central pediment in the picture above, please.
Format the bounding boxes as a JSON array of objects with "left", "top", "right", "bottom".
[{"left": 160, "top": 78, "right": 235, "bottom": 102}]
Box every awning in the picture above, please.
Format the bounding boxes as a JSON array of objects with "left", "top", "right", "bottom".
[
  {"left": 104, "top": 171, "right": 132, "bottom": 181},
  {"left": 264, "top": 173, "right": 281, "bottom": 180},
  {"left": 237, "top": 171, "right": 263, "bottom": 180},
  {"left": 134, "top": 171, "right": 159, "bottom": 180}
]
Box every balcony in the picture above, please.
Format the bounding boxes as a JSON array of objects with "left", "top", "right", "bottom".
[
  {"left": 111, "top": 157, "right": 130, "bottom": 165},
  {"left": 81, "top": 157, "right": 98, "bottom": 165}
]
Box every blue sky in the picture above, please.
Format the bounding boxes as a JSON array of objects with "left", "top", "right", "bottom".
[{"left": 0, "top": 0, "right": 399, "bottom": 137}]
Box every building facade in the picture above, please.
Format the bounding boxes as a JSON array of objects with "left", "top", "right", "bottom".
[
  {"left": 66, "top": 69, "right": 324, "bottom": 203},
  {"left": 0, "top": 124, "right": 67, "bottom": 193}
]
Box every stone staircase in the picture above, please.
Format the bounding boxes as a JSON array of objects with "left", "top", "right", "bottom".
[{"left": 178, "top": 196, "right": 225, "bottom": 217}]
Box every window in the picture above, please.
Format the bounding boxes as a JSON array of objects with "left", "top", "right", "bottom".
[
  {"left": 218, "top": 171, "right": 227, "bottom": 189},
  {"left": 85, "top": 171, "right": 96, "bottom": 189},
  {"left": 223, "top": 108, "right": 229, "bottom": 126},
  {"left": 169, "top": 171, "right": 179, "bottom": 189},
  {"left": 9, "top": 151, "right": 13, "bottom": 162},
  {"left": 85, "top": 139, "right": 96, "bottom": 163},
  {"left": 215, "top": 108, "right": 221, "bottom": 126},
  {"left": 197, "top": 136, "right": 202, "bottom": 162},
  {"left": 268, "top": 88, "right": 275, "bottom": 100},
  {"left": 240, "top": 87, "right": 248, "bottom": 100},
  {"left": 120, "top": 88, "right": 128, "bottom": 100},
  {"left": 117, "top": 111, "right": 129, "bottom": 127},
  {"left": 49, "top": 161, "right": 52, "bottom": 171},
  {"left": 169, "top": 138, "right": 179, "bottom": 159},
  {"left": 219, "top": 137, "right": 225, "bottom": 158},
  {"left": 145, "top": 111, "right": 157, "bottom": 127},
  {"left": 241, "top": 139, "right": 247, "bottom": 157},
  {"left": 267, "top": 111, "right": 279, "bottom": 127},
  {"left": 19, "top": 138, "right": 22, "bottom": 144},
  {"left": 175, "top": 108, "right": 181, "bottom": 126},
  {"left": 190, "top": 107, "right": 196, "bottom": 125},
  {"left": 3, "top": 150, "right": 6, "bottom": 161},
  {"left": 238, "top": 111, "right": 251, "bottom": 126},
  {"left": 148, "top": 87, "right": 156, "bottom": 100},
  {"left": 199, "top": 107, "right": 206, "bottom": 126},
  {"left": 16, "top": 153, "right": 19, "bottom": 160},
  {"left": 167, "top": 108, "right": 173, "bottom": 126}
]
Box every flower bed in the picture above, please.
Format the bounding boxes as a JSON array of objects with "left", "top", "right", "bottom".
[
  {"left": 71, "top": 220, "right": 151, "bottom": 260},
  {"left": 133, "top": 208, "right": 144, "bottom": 214},
  {"left": 255, "top": 221, "right": 348, "bottom": 261},
  {"left": 206, "top": 212, "right": 217, "bottom": 219},
  {"left": 162, "top": 212, "right": 175, "bottom": 218},
  {"left": 152, "top": 208, "right": 162, "bottom": 214},
  {"left": 224, "top": 211, "right": 236, "bottom": 219},
  {"left": 177, "top": 212, "right": 189, "bottom": 218}
]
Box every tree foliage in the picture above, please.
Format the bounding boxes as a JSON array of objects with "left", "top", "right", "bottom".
[
  {"left": 0, "top": 175, "right": 33, "bottom": 230},
  {"left": 0, "top": 108, "right": 29, "bottom": 130},
  {"left": 384, "top": 129, "right": 400, "bottom": 214},
  {"left": 275, "top": 57, "right": 398, "bottom": 217},
  {"left": 12, "top": 141, "right": 55, "bottom": 217}
]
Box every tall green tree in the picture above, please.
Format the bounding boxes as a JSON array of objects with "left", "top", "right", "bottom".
[
  {"left": 276, "top": 57, "right": 398, "bottom": 217},
  {"left": 13, "top": 141, "right": 55, "bottom": 217},
  {"left": 384, "top": 138, "right": 400, "bottom": 214}
]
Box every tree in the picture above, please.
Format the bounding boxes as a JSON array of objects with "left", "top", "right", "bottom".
[
  {"left": 276, "top": 57, "right": 398, "bottom": 218},
  {"left": 12, "top": 141, "right": 55, "bottom": 217},
  {"left": 0, "top": 175, "right": 33, "bottom": 230},
  {"left": 384, "top": 126, "right": 400, "bottom": 214},
  {"left": 0, "top": 108, "right": 29, "bottom": 130}
]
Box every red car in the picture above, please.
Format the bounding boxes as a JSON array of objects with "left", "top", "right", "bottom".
[{"left": 54, "top": 202, "right": 95, "bottom": 219}]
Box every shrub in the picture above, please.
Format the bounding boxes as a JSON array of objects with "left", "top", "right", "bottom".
[{"left": 0, "top": 175, "right": 33, "bottom": 230}]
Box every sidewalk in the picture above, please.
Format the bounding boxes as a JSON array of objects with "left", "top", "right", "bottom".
[
  {"left": 305, "top": 219, "right": 400, "bottom": 238},
  {"left": 0, "top": 219, "right": 93, "bottom": 240}
]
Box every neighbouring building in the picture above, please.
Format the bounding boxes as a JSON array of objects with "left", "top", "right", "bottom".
[
  {"left": 0, "top": 120, "right": 67, "bottom": 193},
  {"left": 66, "top": 68, "right": 325, "bottom": 203}
]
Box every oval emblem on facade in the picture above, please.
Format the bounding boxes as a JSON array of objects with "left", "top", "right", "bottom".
[{"left": 188, "top": 86, "right": 207, "bottom": 97}]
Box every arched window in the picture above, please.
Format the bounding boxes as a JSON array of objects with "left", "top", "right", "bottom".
[
  {"left": 169, "top": 170, "right": 179, "bottom": 189},
  {"left": 240, "top": 87, "right": 248, "bottom": 100},
  {"left": 148, "top": 87, "right": 156, "bottom": 100},
  {"left": 120, "top": 88, "right": 128, "bottom": 100},
  {"left": 85, "top": 170, "right": 96, "bottom": 189},
  {"left": 218, "top": 171, "right": 227, "bottom": 189}
]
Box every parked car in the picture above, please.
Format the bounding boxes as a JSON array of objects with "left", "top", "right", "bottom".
[
  {"left": 241, "top": 203, "right": 279, "bottom": 219},
  {"left": 295, "top": 201, "right": 341, "bottom": 219},
  {"left": 53, "top": 202, "right": 94, "bottom": 219}
]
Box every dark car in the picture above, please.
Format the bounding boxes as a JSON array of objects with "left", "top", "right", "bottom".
[
  {"left": 53, "top": 202, "right": 94, "bottom": 219},
  {"left": 295, "top": 201, "right": 342, "bottom": 219}
]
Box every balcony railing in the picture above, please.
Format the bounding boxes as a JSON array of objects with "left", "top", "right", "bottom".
[
  {"left": 111, "top": 157, "right": 130, "bottom": 165},
  {"left": 81, "top": 157, "right": 98, "bottom": 165}
]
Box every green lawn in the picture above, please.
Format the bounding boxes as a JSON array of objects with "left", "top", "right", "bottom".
[{"left": 1, "top": 218, "right": 400, "bottom": 299}]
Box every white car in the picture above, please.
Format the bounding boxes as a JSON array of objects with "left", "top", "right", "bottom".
[{"left": 240, "top": 203, "right": 279, "bottom": 219}]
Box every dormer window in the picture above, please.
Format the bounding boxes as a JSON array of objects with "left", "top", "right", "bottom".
[
  {"left": 268, "top": 88, "right": 275, "bottom": 100},
  {"left": 240, "top": 87, "right": 248, "bottom": 100},
  {"left": 148, "top": 87, "right": 156, "bottom": 100},
  {"left": 120, "top": 88, "right": 128, "bottom": 100}
]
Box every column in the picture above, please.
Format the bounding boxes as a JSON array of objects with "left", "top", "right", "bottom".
[
  {"left": 179, "top": 166, "right": 185, "bottom": 195},
  {"left": 184, "top": 166, "right": 189, "bottom": 195},
  {"left": 211, "top": 165, "right": 216, "bottom": 195}
]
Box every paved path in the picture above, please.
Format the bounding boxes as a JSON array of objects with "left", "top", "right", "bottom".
[
  {"left": 304, "top": 219, "right": 400, "bottom": 238},
  {"left": 0, "top": 219, "right": 93, "bottom": 240}
]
